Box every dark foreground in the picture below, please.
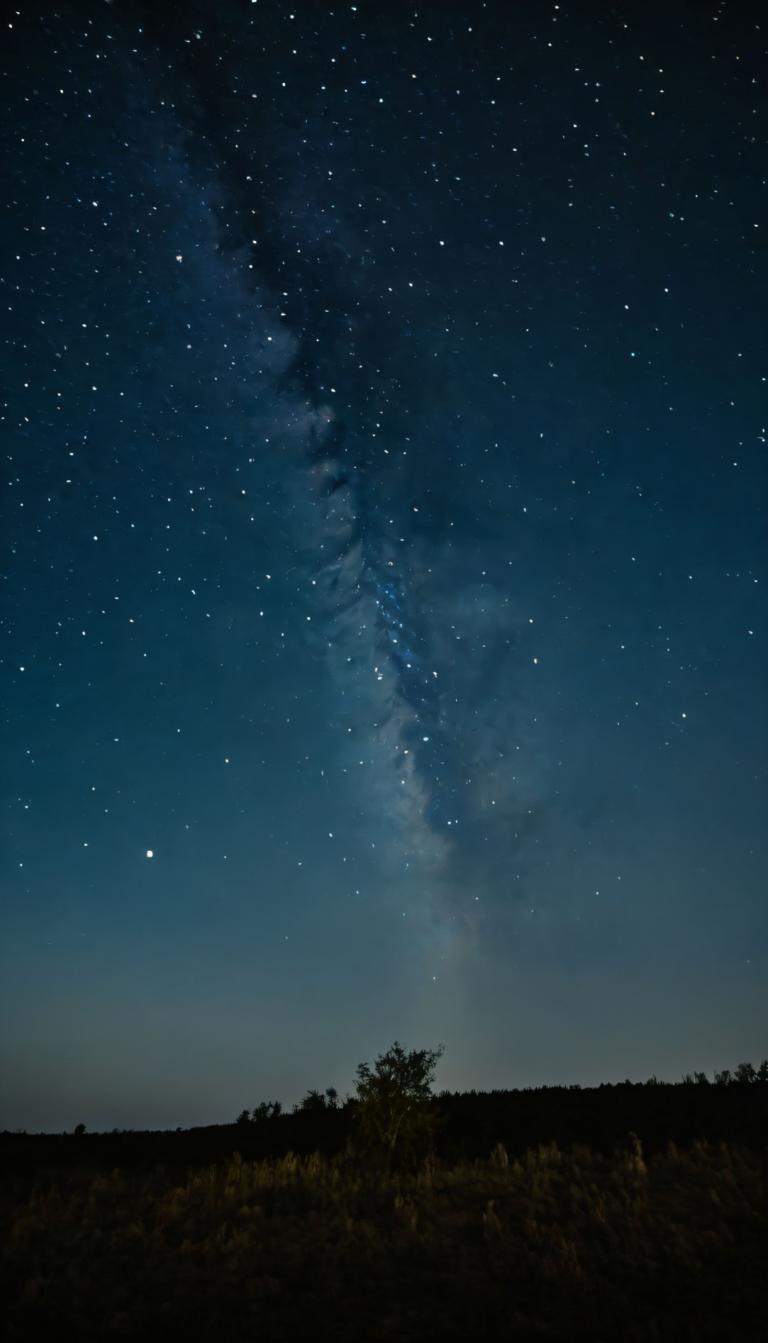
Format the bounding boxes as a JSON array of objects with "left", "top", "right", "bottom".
[{"left": 2, "top": 1138, "right": 766, "bottom": 1342}]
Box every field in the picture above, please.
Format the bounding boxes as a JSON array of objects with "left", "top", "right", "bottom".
[{"left": 2, "top": 1131, "right": 766, "bottom": 1341}]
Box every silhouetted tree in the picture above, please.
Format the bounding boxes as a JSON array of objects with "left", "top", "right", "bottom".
[
  {"left": 734, "top": 1062, "right": 757, "bottom": 1084},
  {"left": 252, "top": 1101, "right": 282, "bottom": 1122},
  {"left": 295, "top": 1089, "right": 330, "bottom": 1115},
  {"left": 73, "top": 1123, "right": 86, "bottom": 1136},
  {"left": 354, "top": 1040, "right": 444, "bottom": 1165}
]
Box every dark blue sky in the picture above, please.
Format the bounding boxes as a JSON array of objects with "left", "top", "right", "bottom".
[{"left": 2, "top": 0, "right": 765, "bottom": 1131}]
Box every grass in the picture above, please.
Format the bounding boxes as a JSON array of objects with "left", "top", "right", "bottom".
[{"left": 2, "top": 1137, "right": 765, "bottom": 1340}]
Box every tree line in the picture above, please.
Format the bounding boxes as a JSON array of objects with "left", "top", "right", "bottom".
[
  {"left": 4, "top": 1047, "right": 765, "bottom": 1169},
  {"left": 231, "top": 1044, "right": 767, "bottom": 1167}
]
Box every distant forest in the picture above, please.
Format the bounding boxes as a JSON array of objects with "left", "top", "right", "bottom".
[{"left": 3, "top": 1060, "right": 766, "bottom": 1175}]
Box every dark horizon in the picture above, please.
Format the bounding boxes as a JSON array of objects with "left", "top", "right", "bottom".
[{"left": 5, "top": 1058, "right": 767, "bottom": 1139}]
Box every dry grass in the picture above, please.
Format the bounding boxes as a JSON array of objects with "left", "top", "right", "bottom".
[{"left": 2, "top": 1139, "right": 765, "bottom": 1340}]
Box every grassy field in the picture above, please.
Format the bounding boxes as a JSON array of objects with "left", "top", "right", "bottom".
[{"left": 2, "top": 1137, "right": 765, "bottom": 1341}]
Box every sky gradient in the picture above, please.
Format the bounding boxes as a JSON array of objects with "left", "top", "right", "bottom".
[{"left": 1, "top": 0, "right": 766, "bottom": 1131}]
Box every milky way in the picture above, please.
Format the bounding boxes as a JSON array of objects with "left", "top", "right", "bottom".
[{"left": 147, "top": 1, "right": 546, "bottom": 919}]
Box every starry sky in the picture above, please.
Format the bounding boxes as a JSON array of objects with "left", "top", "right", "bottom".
[{"left": 2, "top": 1, "right": 765, "bottom": 1132}]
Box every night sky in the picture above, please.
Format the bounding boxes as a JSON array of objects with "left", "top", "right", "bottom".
[{"left": 2, "top": 1, "right": 765, "bottom": 1132}]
